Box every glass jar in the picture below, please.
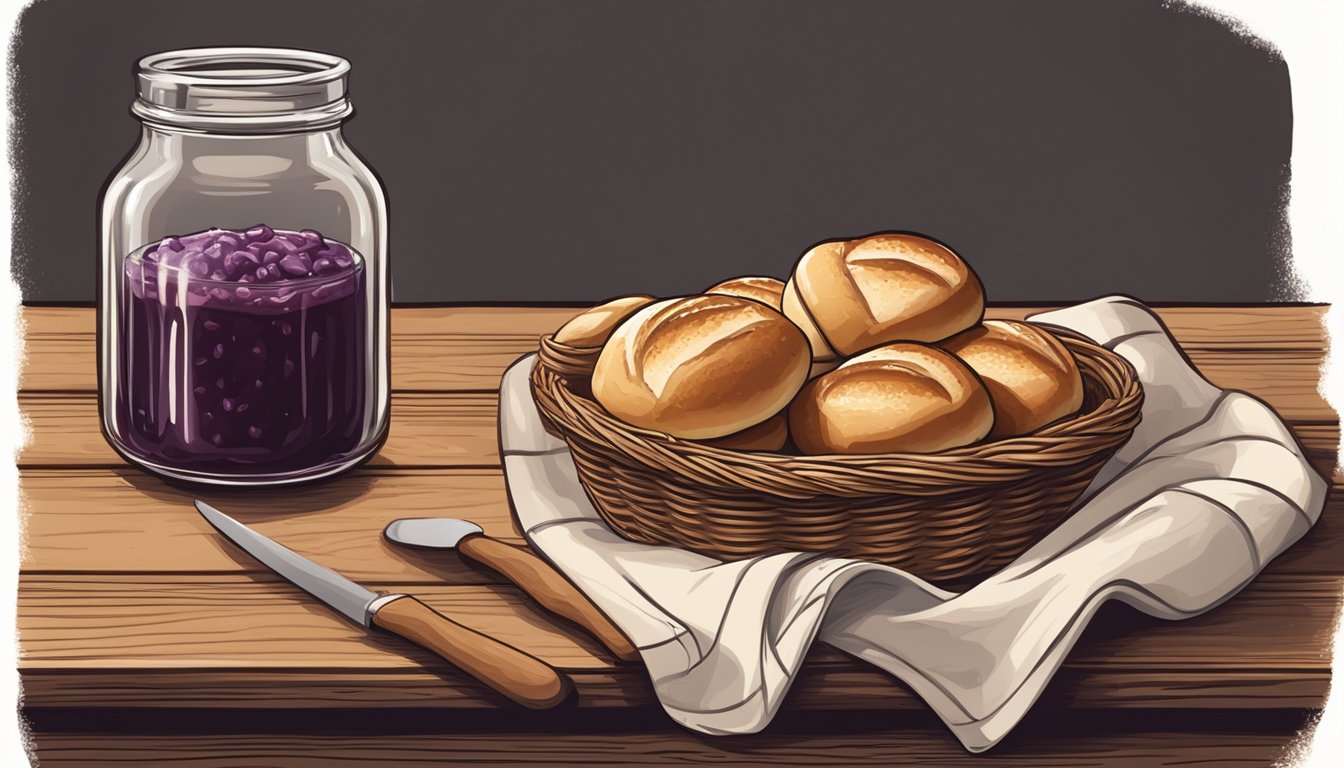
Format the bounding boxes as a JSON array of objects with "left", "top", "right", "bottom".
[{"left": 98, "top": 48, "right": 390, "bottom": 486}]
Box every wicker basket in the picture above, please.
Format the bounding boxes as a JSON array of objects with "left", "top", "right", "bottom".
[{"left": 531, "top": 330, "right": 1143, "bottom": 586}]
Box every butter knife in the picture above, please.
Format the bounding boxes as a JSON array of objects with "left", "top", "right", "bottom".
[
  {"left": 384, "top": 517, "right": 638, "bottom": 662},
  {"left": 194, "top": 500, "right": 571, "bottom": 709}
]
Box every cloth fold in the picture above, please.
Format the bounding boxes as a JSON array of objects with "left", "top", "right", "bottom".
[{"left": 499, "top": 296, "right": 1328, "bottom": 752}]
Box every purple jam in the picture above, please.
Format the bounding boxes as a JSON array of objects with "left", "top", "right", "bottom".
[{"left": 113, "top": 225, "right": 368, "bottom": 479}]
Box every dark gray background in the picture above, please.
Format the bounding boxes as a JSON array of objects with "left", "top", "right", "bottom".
[{"left": 10, "top": 0, "right": 1292, "bottom": 304}]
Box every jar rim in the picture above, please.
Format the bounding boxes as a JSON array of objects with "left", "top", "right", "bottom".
[
  {"left": 138, "top": 47, "right": 350, "bottom": 87},
  {"left": 133, "top": 47, "right": 353, "bottom": 134}
]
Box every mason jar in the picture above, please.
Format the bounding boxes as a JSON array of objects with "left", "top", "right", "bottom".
[{"left": 98, "top": 47, "right": 390, "bottom": 485}]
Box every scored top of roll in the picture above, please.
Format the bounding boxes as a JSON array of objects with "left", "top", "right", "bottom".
[
  {"left": 788, "top": 342, "right": 994, "bottom": 454},
  {"left": 592, "top": 294, "right": 811, "bottom": 439},
  {"left": 942, "top": 319, "right": 1084, "bottom": 438},
  {"left": 705, "top": 276, "right": 785, "bottom": 310},
  {"left": 784, "top": 233, "right": 985, "bottom": 358}
]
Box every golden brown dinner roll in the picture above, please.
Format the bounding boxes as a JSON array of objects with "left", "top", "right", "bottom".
[
  {"left": 781, "top": 246, "right": 844, "bottom": 377},
  {"left": 592, "top": 295, "right": 811, "bottom": 439},
  {"left": 789, "top": 343, "right": 993, "bottom": 454},
  {"left": 702, "top": 411, "right": 788, "bottom": 451},
  {"left": 553, "top": 295, "right": 656, "bottom": 347},
  {"left": 783, "top": 233, "right": 985, "bottom": 360},
  {"left": 705, "top": 276, "right": 785, "bottom": 310},
  {"left": 941, "top": 320, "right": 1084, "bottom": 438}
]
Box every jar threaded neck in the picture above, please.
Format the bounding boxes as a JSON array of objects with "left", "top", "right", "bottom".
[{"left": 132, "top": 47, "right": 352, "bottom": 134}]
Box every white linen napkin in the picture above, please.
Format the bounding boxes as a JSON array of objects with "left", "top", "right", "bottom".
[{"left": 498, "top": 296, "right": 1329, "bottom": 752}]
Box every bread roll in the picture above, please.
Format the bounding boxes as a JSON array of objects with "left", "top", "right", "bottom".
[
  {"left": 703, "top": 411, "right": 788, "bottom": 451},
  {"left": 783, "top": 234, "right": 985, "bottom": 361},
  {"left": 941, "top": 320, "right": 1084, "bottom": 438},
  {"left": 592, "top": 295, "right": 811, "bottom": 439},
  {"left": 553, "top": 295, "right": 656, "bottom": 347},
  {"left": 789, "top": 343, "right": 993, "bottom": 454},
  {"left": 705, "top": 276, "right": 785, "bottom": 310}
]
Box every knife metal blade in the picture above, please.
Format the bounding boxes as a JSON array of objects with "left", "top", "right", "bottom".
[{"left": 195, "top": 499, "right": 398, "bottom": 626}]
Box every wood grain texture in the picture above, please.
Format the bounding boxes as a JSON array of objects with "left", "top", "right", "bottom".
[
  {"left": 19, "top": 577, "right": 615, "bottom": 671},
  {"left": 16, "top": 574, "right": 1339, "bottom": 710},
  {"left": 24, "top": 726, "right": 1311, "bottom": 767},
  {"left": 20, "top": 469, "right": 518, "bottom": 584},
  {"left": 18, "top": 668, "right": 653, "bottom": 710},
  {"left": 19, "top": 469, "right": 1344, "bottom": 580},
  {"left": 20, "top": 667, "right": 1330, "bottom": 712}
]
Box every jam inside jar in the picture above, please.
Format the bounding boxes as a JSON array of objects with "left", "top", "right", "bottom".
[{"left": 112, "top": 225, "right": 369, "bottom": 479}]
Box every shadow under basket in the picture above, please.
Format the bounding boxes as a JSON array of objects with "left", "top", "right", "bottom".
[{"left": 532, "top": 331, "right": 1144, "bottom": 588}]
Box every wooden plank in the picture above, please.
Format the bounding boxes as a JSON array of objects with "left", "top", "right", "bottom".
[
  {"left": 19, "top": 577, "right": 613, "bottom": 671},
  {"left": 1187, "top": 353, "right": 1335, "bottom": 423},
  {"left": 18, "top": 392, "right": 500, "bottom": 470},
  {"left": 18, "top": 469, "right": 1344, "bottom": 580},
  {"left": 22, "top": 725, "right": 1314, "bottom": 767},
  {"left": 391, "top": 306, "right": 587, "bottom": 392},
  {"left": 1294, "top": 423, "right": 1342, "bottom": 474},
  {"left": 19, "top": 392, "right": 1339, "bottom": 474},
  {"left": 20, "top": 667, "right": 1329, "bottom": 713},
  {"left": 16, "top": 573, "right": 1337, "bottom": 711},
  {"left": 18, "top": 668, "right": 654, "bottom": 711},
  {"left": 19, "top": 469, "right": 516, "bottom": 585},
  {"left": 20, "top": 305, "right": 1333, "bottom": 398}
]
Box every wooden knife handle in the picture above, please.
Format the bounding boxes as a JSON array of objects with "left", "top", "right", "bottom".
[
  {"left": 458, "top": 534, "right": 640, "bottom": 662},
  {"left": 372, "top": 595, "right": 571, "bottom": 709}
]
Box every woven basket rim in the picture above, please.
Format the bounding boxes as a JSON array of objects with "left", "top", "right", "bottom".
[{"left": 530, "top": 330, "right": 1144, "bottom": 499}]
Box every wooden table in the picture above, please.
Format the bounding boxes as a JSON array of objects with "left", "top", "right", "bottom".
[{"left": 17, "top": 304, "right": 1340, "bottom": 767}]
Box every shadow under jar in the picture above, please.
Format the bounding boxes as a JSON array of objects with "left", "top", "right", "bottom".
[{"left": 98, "top": 48, "right": 390, "bottom": 485}]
